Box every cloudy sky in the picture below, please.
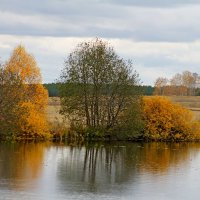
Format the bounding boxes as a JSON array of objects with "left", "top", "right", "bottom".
[{"left": 1, "top": 0, "right": 200, "bottom": 85}]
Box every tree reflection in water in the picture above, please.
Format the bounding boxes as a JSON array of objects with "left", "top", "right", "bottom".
[
  {"left": 57, "top": 143, "right": 129, "bottom": 192},
  {"left": 57, "top": 142, "right": 200, "bottom": 193},
  {"left": 0, "top": 142, "right": 200, "bottom": 196},
  {"left": 0, "top": 142, "right": 47, "bottom": 190}
]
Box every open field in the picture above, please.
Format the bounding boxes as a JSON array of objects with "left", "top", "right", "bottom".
[
  {"left": 168, "top": 96, "right": 200, "bottom": 109},
  {"left": 168, "top": 96, "right": 200, "bottom": 120},
  {"left": 47, "top": 96, "right": 200, "bottom": 122},
  {"left": 46, "top": 97, "right": 63, "bottom": 123}
]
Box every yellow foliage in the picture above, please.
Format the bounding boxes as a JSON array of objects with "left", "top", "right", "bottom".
[
  {"left": 143, "top": 96, "right": 200, "bottom": 140},
  {"left": 6, "top": 45, "right": 41, "bottom": 84},
  {"left": 5, "top": 45, "right": 50, "bottom": 139},
  {"left": 20, "top": 102, "right": 50, "bottom": 138}
]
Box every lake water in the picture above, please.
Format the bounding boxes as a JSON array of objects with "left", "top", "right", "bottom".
[{"left": 0, "top": 142, "right": 200, "bottom": 200}]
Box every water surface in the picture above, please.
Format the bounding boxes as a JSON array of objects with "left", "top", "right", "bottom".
[{"left": 0, "top": 142, "right": 200, "bottom": 200}]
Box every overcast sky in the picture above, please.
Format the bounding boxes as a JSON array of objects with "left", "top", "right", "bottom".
[{"left": 1, "top": 0, "right": 200, "bottom": 85}]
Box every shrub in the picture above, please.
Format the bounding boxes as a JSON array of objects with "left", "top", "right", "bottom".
[{"left": 143, "top": 96, "right": 200, "bottom": 141}]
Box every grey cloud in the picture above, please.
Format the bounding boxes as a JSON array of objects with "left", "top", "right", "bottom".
[
  {"left": 0, "top": 0, "right": 110, "bottom": 17},
  {"left": 0, "top": 0, "right": 199, "bottom": 16},
  {"left": 1, "top": 13, "right": 200, "bottom": 43},
  {"left": 0, "top": 0, "right": 200, "bottom": 42},
  {"left": 1, "top": 0, "right": 200, "bottom": 42},
  {"left": 103, "top": 0, "right": 200, "bottom": 7}
]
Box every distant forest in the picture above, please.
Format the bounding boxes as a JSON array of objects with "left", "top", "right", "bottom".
[
  {"left": 43, "top": 83, "right": 60, "bottom": 97},
  {"left": 43, "top": 83, "right": 155, "bottom": 97}
]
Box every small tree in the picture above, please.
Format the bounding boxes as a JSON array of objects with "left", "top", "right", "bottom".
[
  {"left": 59, "top": 38, "right": 143, "bottom": 138},
  {"left": 153, "top": 77, "right": 168, "bottom": 95}
]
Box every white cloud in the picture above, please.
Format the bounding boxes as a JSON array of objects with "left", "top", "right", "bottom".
[{"left": 1, "top": 35, "right": 200, "bottom": 85}]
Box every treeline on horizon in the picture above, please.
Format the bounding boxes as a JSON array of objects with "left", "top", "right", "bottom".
[
  {"left": 154, "top": 71, "right": 200, "bottom": 96},
  {"left": 44, "top": 83, "right": 155, "bottom": 97},
  {"left": 44, "top": 83, "right": 200, "bottom": 97}
]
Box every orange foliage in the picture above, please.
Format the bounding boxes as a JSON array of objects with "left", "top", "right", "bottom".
[
  {"left": 5, "top": 45, "right": 50, "bottom": 138},
  {"left": 138, "top": 143, "right": 197, "bottom": 174},
  {"left": 0, "top": 143, "right": 48, "bottom": 186},
  {"left": 143, "top": 96, "right": 200, "bottom": 141}
]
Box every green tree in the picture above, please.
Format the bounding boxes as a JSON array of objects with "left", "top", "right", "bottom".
[
  {"left": 59, "top": 38, "right": 143, "bottom": 139},
  {"left": 0, "top": 63, "right": 26, "bottom": 138}
]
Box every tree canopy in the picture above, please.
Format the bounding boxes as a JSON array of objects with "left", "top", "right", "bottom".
[{"left": 59, "top": 38, "right": 143, "bottom": 139}]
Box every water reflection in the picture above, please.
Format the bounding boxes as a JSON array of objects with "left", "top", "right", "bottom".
[
  {"left": 0, "top": 142, "right": 47, "bottom": 190},
  {"left": 0, "top": 142, "right": 200, "bottom": 199},
  {"left": 57, "top": 142, "right": 200, "bottom": 193},
  {"left": 137, "top": 143, "right": 195, "bottom": 173},
  {"left": 57, "top": 143, "right": 129, "bottom": 193}
]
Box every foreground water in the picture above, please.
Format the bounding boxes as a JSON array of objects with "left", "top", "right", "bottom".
[{"left": 0, "top": 142, "right": 200, "bottom": 200}]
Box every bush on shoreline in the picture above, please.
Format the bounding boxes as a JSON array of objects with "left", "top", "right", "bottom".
[{"left": 142, "top": 96, "right": 200, "bottom": 141}]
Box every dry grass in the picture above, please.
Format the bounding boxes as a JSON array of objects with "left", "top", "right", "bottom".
[
  {"left": 46, "top": 97, "right": 63, "bottom": 123},
  {"left": 169, "top": 96, "right": 200, "bottom": 108},
  {"left": 46, "top": 96, "right": 200, "bottom": 122},
  {"left": 164, "top": 96, "right": 200, "bottom": 121}
]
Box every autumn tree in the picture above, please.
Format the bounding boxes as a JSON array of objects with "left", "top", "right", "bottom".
[
  {"left": 182, "top": 71, "right": 197, "bottom": 95},
  {"left": 59, "top": 38, "right": 143, "bottom": 139},
  {"left": 4, "top": 45, "right": 49, "bottom": 139},
  {"left": 169, "top": 73, "right": 187, "bottom": 95},
  {"left": 154, "top": 71, "right": 200, "bottom": 96},
  {"left": 153, "top": 77, "right": 168, "bottom": 95}
]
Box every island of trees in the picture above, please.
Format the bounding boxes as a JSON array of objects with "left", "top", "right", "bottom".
[{"left": 1, "top": 38, "right": 200, "bottom": 141}]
